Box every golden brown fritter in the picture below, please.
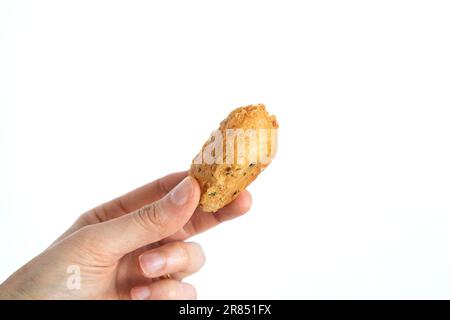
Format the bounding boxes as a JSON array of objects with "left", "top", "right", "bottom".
[{"left": 189, "top": 104, "right": 278, "bottom": 212}]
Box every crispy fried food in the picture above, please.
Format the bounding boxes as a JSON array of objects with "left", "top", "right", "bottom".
[{"left": 189, "top": 103, "right": 278, "bottom": 212}]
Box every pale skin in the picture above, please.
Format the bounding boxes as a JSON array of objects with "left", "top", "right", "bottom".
[{"left": 0, "top": 172, "right": 251, "bottom": 299}]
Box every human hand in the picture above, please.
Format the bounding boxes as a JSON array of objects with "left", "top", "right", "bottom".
[{"left": 0, "top": 172, "right": 251, "bottom": 299}]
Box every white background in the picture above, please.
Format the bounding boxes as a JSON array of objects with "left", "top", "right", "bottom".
[{"left": 1, "top": 1, "right": 450, "bottom": 299}]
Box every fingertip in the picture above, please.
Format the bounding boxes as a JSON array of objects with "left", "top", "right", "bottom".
[
  {"left": 185, "top": 282, "right": 197, "bottom": 299},
  {"left": 183, "top": 176, "right": 201, "bottom": 213},
  {"left": 236, "top": 190, "right": 252, "bottom": 213},
  {"left": 187, "top": 241, "right": 206, "bottom": 270},
  {"left": 130, "top": 286, "right": 151, "bottom": 300},
  {"left": 140, "top": 280, "right": 197, "bottom": 300},
  {"left": 187, "top": 175, "right": 201, "bottom": 201},
  {"left": 213, "top": 189, "right": 252, "bottom": 221},
  {"left": 167, "top": 176, "right": 199, "bottom": 209},
  {"left": 227, "top": 190, "right": 252, "bottom": 216}
]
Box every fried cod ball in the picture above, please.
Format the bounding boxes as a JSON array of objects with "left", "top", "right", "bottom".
[{"left": 189, "top": 104, "right": 278, "bottom": 212}]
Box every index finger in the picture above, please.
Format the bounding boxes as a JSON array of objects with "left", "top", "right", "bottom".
[
  {"left": 162, "top": 189, "right": 252, "bottom": 242},
  {"left": 91, "top": 171, "right": 188, "bottom": 222}
]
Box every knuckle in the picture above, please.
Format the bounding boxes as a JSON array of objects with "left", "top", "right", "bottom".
[
  {"left": 78, "top": 225, "right": 107, "bottom": 249},
  {"left": 134, "top": 202, "right": 167, "bottom": 232},
  {"left": 75, "top": 225, "right": 97, "bottom": 244},
  {"left": 65, "top": 225, "right": 110, "bottom": 262}
]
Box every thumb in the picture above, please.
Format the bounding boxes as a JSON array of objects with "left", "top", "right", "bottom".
[{"left": 79, "top": 176, "right": 200, "bottom": 259}]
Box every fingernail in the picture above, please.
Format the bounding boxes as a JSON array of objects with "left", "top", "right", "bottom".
[
  {"left": 169, "top": 176, "right": 193, "bottom": 206},
  {"left": 140, "top": 252, "right": 166, "bottom": 275},
  {"left": 131, "top": 286, "right": 151, "bottom": 300}
]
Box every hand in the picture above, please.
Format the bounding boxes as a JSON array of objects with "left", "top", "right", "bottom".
[{"left": 0, "top": 172, "right": 251, "bottom": 299}]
